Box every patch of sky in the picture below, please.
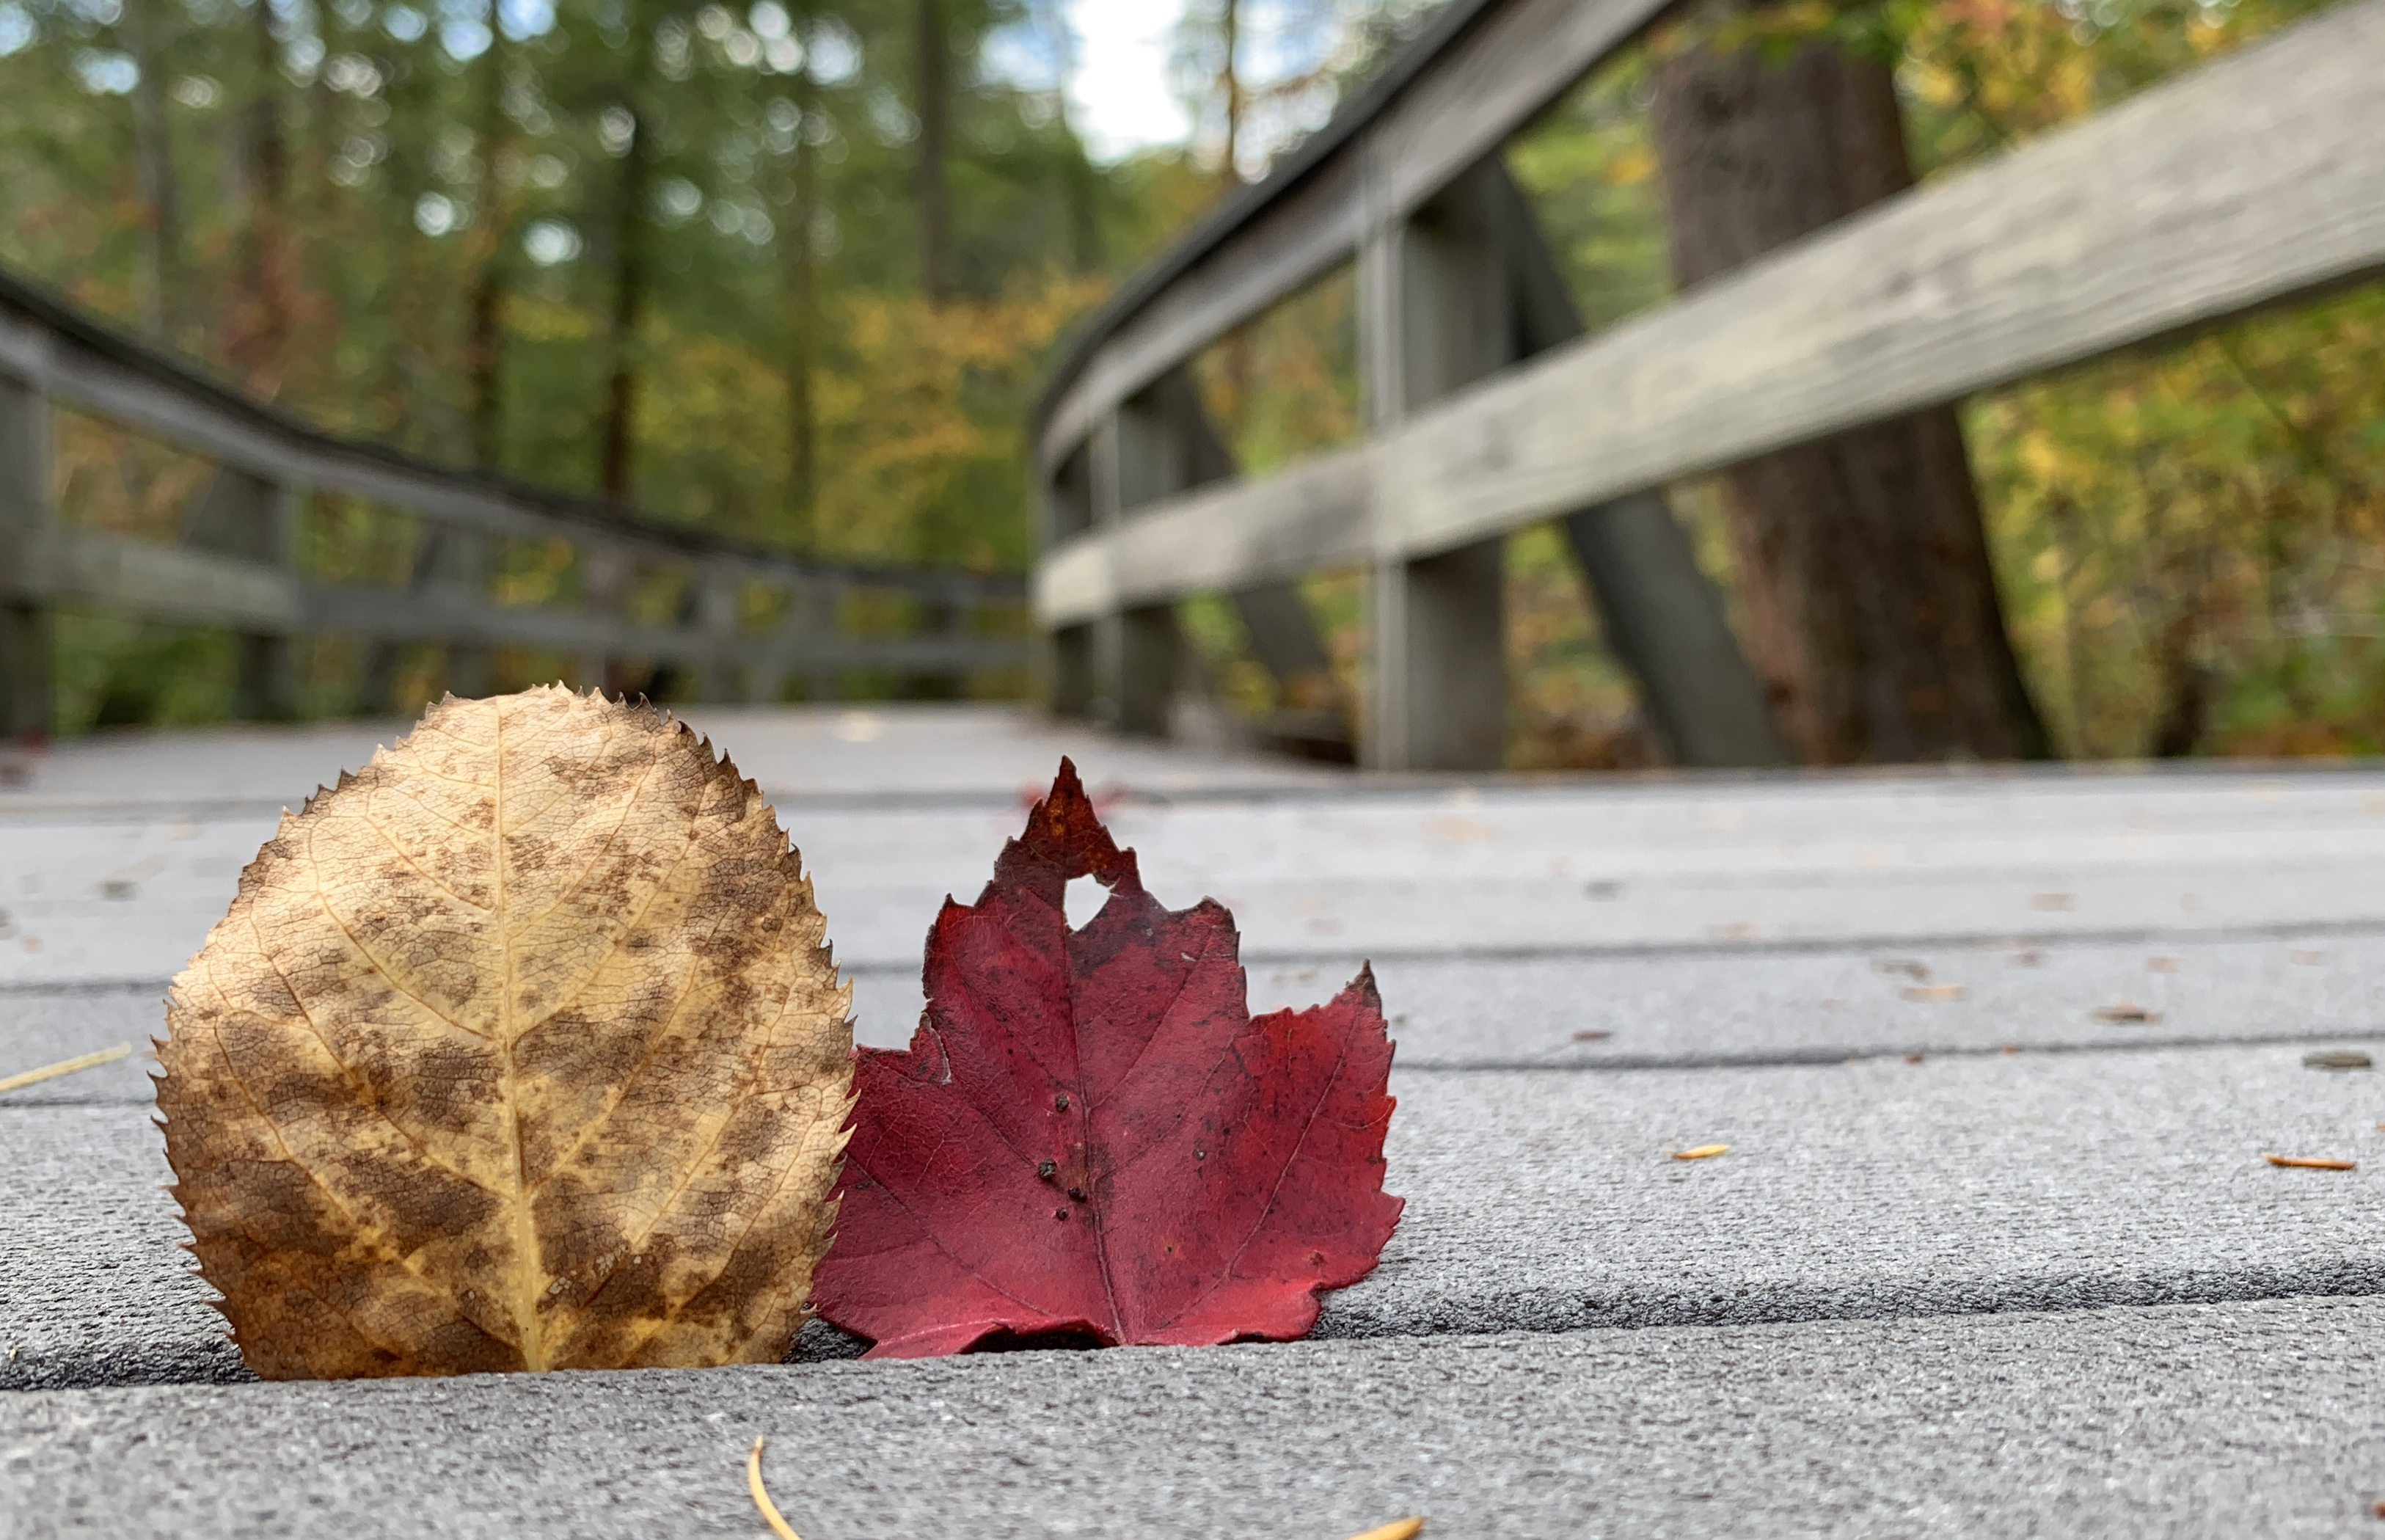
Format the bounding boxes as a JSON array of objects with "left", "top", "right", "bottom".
[
  {"left": 73, "top": 48, "right": 138, "bottom": 94},
  {"left": 414, "top": 191, "right": 459, "bottom": 237},
  {"left": 522, "top": 219, "right": 580, "bottom": 266},
  {"left": 808, "top": 13, "right": 858, "bottom": 84}
]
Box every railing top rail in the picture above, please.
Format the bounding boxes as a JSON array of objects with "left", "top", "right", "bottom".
[
  {"left": 0, "top": 266, "right": 1025, "bottom": 602},
  {"left": 1030, "top": 0, "right": 1670, "bottom": 467},
  {"left": 1032, "top": 0, "right": 2385, "bottom": 627},
  {"left": 1031, "top": 0, "right": 1500, "bottom": 424}
]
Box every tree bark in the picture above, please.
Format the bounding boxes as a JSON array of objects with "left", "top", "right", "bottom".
[
  {"left": 1041, "top": 12, "right": 1099, "bottom": 274},
  {"left": 1219, "top": 0, "right": 1242, "bottom": 183},
  {"left": 466, "top": 7, "right": 511, "bottom": 470},
  {"left": 120, "top": 0, "right": 184, "bottom": 346},
  {"left": 781, "top": 51, "right": 819, "bottom": 543},
  {"left": 599, "top": 101, "right": 648, "bottom": 501},
  {"left": 1650, "top": 18, "right": 2048, "bottom": 763},
  {"left": 914, "top": 0, "right": 952, "bottom": 303},
  {"left": 227, "top": 0, "right": 292, "bottom": 394}
]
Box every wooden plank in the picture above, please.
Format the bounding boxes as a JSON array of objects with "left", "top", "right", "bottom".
[
  {"left": 0, "top": 274, "right": 1023, "bottom": 605},
  {"left": 1034, "top": 0, "right": 2385, "bottom": 625},
  {"left": 1032, "top": 448, "right": 1375, "bottom": 621},
  {"left": 5, "top": 528, "right": 306, "bottom": 629},
  {"left": 1034, "top": 0, "right": 1674, "bottom": 470},
  {"left": 0, "top": 528, "right": 1025, "bottom": 671}
]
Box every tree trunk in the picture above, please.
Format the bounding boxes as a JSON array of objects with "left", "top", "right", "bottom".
[
  {"left": 781, "top": 65, "right": 819, "bottom": 544},
  {"left": 599, "top": 101, "right": 648, "bottom": 501},
  {"left": 1219, "top": 0, "right": 1242, "bottom": 183},
  {"left": 467, "top": 7, "right": 511, "bottom": 470},
  {"left": 1649, "top": 18, "right": 2048, "bottom": 764},
  {"left": 1042, "top": 16, "right": 1099, "bottom": 274},
  {"left": 228, "top": 0, "right": 291, "bottom": 394},
  {"left": 120, "top": 0, "right": 183, "bottom": 346},
  {"left": 914, "top": 0, "right": 952, "bottom": 302}
]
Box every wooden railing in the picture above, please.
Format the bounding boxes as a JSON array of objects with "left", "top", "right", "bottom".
[
  {"left": 1029, "top": 0, "right": 2385, "bottom": 770},
  {"left": 0, "top": 269, "right": 1027, "bottom": 737}
]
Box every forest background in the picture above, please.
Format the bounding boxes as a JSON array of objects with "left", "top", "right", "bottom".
[{"left": 0, "top": 0, "right": 2379, "bottom": 760}]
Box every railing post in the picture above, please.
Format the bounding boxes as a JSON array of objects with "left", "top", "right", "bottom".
[
  {"left": 1134, "top": 367, "right": 1345, "bottom": 748},
  {"left": 185, "top": 467, "right": 302, "bottom": 720},
  {"left": 424, "top": 527, "right": 494, "bottom": 698},
  {"left": 1037, "top": 439, "right": 1098, "bottom": 718},
  {"left": 694, "top": 566, "right": 744, "bottom": 704},
  {"left": 570, "top": 544, "right": 627, "bottom": 697},
  {"left": 1358, "top": 175, "right": 1510, "bottom": 772},
  {"left": 803, "top": 576, "right": 842, "bottom": 702},
  {"left": 1482, "top": 164, "right": 1786, "bottom": 767},
  {"left": 1099, "top": 406, "right": 1189, "bottom": 738},
  {"left": 0, "top": 372, "right": 54, "bottom": 738},
  {"left": 748, "top": 582, "right": 792, "bottom": 705}
]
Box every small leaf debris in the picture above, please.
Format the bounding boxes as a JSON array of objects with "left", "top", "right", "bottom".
[
  {"left": 0, "top": 1044, "right": 130, "bottom": 1095},
  {"left": 1902, "top": 983, "right": 1966, "bottom": 1002},
  {"left": 747, "top": 1437, "right": 802, "bottom": 1540},
  {"left": 1871, "top": 959, "right": 1929, "bottom": 980},
  {"left": 2092, "top": 1001, "right": 2161, "bottom": 1024},
  {"left": 1671, "top": 1144, "right": 1730, "bottom": 1161},
  {"left": 1345, "top": 1519, "right": 1424, "bottom": 1540},
  {"left": 2304, "top": 1051, "right": 2373, "bottom": 1071},
  {"left": 2262, "top": 1153, "right": 2356, "bottom": 1171},
  {"left": 1570, "top": 1029, "right": 1613, "bottom": 1043}
]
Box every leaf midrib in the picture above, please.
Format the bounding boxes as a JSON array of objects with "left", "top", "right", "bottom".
[{"left": 493, "top": 700, "right": 548, "bottom": 1371}]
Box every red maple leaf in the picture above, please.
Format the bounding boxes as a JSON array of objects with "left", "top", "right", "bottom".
[{"left": 814, "top": 759, "right": 1402, "bottom": 1357}]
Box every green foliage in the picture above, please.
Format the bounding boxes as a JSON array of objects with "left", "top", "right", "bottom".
[
  {"left": 1505, "top": 0, "right": 2385, "bottom": 763},
  {"left": 0, "top": 0, "right": 1154, "bottom": 728},
  {"left": 7, "top": 0, "right": 2381, "bottom": 762}
]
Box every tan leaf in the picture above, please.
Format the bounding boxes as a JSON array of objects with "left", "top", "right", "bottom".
[
  {"left": 1345, "top": 1521, "right": 1424, "bottom": 1540},
  {"left": 1671, "top": 1143, "right": 1730, "bottom": 1161},
  {"left": 156, "top": 687, "right": 853, "bottom": 1379},
  {"left": 1902, "top": 982, "right": 1967, "bottom": 1002}
]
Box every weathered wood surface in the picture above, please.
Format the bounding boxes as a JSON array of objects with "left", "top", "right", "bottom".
[
  {"left": 1034, "top": 0, "right": 1676, "bottom": 470},
  {"left": 1034, "top": 0, "right": 2385, "bottom": 627},
  {"left": 3, "top": 709, "right": 2381, "bottom": 1540},
  {"left": 0, "top": 524, "right": 1027, "bottom": 668}
]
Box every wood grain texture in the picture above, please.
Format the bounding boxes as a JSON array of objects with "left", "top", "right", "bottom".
[
  {"left": 1034, "top": 0, "right": 2385, "bottom": 624},
  {"left": 156, "top": 687, "right": 855, "bottom": 1378}
]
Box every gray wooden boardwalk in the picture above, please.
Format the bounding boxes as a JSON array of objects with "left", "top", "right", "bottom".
[{"left": 4, "top": 706, "right": 2382, "bottom": 1536}]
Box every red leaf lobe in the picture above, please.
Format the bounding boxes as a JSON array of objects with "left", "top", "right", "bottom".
[{"left": 814, "top": 759, "right": 1401, "bottom": 1357}]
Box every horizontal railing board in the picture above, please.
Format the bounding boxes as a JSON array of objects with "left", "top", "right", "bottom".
[
  {"left": 0, "top": 526, "right": 1024, "bottom": 670},
  {"left": 1035, "top": 0, "right": 2385, "bottom": 625},
  {"left": 0, "top": 274, "right": 1023, "bottom": 606},
  {"left": 1034, "top": 0, "right": 1675, "bottom": 470}
]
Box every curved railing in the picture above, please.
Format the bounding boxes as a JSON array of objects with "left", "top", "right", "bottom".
[
  {"left": 1029, "top": 0, "right": 2385, "bottom": 770},
  {"left": 0, "top": 266, "right": 1026, "bottom": 736}
]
